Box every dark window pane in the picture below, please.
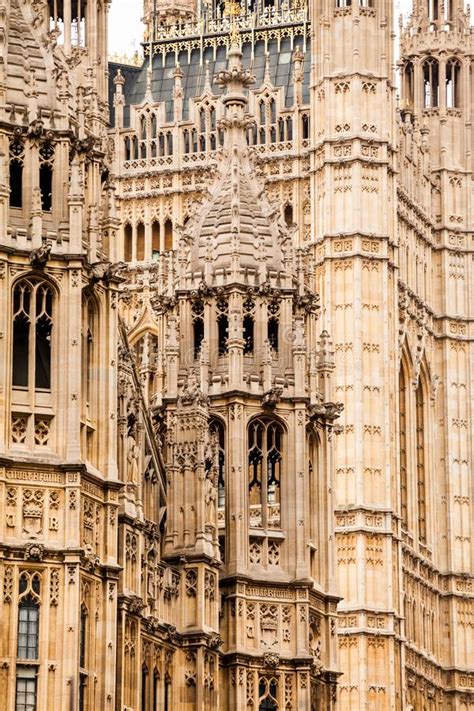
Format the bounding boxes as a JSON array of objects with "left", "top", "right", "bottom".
[
  {"left": 10, "top": 160, "right": 23, "bottom": 208},
  {"left": 35, "top": 316, "right": 52, "bottom": 389},
  {"left": 243, "top": 315, "right": 254, "bottom": 354},
  {"left": 13, "top": 316, "right": 29, "bottom": 387},
  {"left": 39, "top": 164, "right": 53, "bottom": 212},
  {"left": 218, "top": 315, "right": 228, "bottom": 356}
]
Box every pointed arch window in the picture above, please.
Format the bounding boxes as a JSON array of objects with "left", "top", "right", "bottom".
[
  {"left": 415, "top": 379, "right": 427, "bottom": 543},
  {"left": 423, "top": 59, "right": 439, "bottom": 108},
  {"left": 17, "top": 596, "right": 40, "bottom": 660},
  {"left": 283, "top": 204, "right": 293, "bottom": 227},
  {"left": 248, "top": 418, "right": 283, "bottom": 529},
  {"left": 301, "top": 114, "right": 310, "bottom": 140},
  {"left": 12, "top": 279, "right": 54, "bottom": 391},
  {"left": 80, "top": 604, "right": 88, "bottom": 669},
  {"left": 124, "top": 223, "right": 133, "bottom": 262},
  {"left": 258, "top": 95, "right": 277, "bottom": 144},
  {"left": 164, "top": 219, "right": 173, "bottom": 251},
  {"left": 403, "top": 62, "right": 414, "bottom": 109},
  {"left": 258, "top": 677, "right": 279, "bottom": 710},
  {"left": 17, "top": 571, "right": 41, "bottom": 664},
  {"left": 446, "top": 59, "right": 461, "bottom": 108},
  {"left": 141, "top": 665, "right": 149, "bottom": 711},
  {"left": 152, "top": 669, "right": 160, "bottom": 711},
  {"left": 124, "top": 137, "right": 131, "bottom": 161},
  {"left": 136, "top": 222, "right": 145, "bottom": 261},
  {"left": 399, "top": 365, "right": 408, "bottom": 530}
]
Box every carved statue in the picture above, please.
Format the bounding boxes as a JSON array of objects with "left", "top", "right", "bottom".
[{"left": 126, "top": 433, "right": 140, "bottom": 483}]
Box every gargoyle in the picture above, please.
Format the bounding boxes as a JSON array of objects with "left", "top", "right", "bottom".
[{"left": 30, "top": 239, "right": 52, "bottom": 268}]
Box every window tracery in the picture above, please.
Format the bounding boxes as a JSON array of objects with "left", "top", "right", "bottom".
[
  {"left": 16, "top": 572, "right": 41, "bottom": 711},
  {"left": 12, "top": 279, "right": 54, "bottom": 392},
  {"left": 198, "top": 101, "right": 218, "bottom": 152},
  {"left": 248, "top": 418, "right": 283, "bottom": 529},
  {"left": 423, "top": 59, "right": 439, "bottom": 108},
  {"left": 258, "top": 676, "right": 279, "bottom": 710},
  {"left": 17, "top": 573, "right": 41, "bottom": 660},
  {"left": 250, "top": 94, "right": 277, "bottom": 145}
]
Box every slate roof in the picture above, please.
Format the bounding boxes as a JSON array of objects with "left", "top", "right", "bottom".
[{"left": 109, "top": 35, "right": 310, "bottom": 127}]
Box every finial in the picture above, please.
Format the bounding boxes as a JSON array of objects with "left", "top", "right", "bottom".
[
  {"left": 114, "top": 68, "right": 125, "bottom": 87},
  {"left": 264, "top": 51, "right": 271, "bottom": 84},
  {"left": 225, "top": 0, "right": 241, "bottom": 47}
]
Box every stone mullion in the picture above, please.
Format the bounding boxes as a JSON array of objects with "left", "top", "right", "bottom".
[
  {"left": 65, "top": 267, "right": 82, "bottom": 461},
  {"left": 62, "top": 562, "right": 81, "bottom": 706},
  {"left": 103, "top": 576, "right": 118, "bottom": 708},
  {"left": 194, "top": 417, "right": 208, "bottom": 554},
  {"left": 183, "top": 462, "right": 192, "bottom": 549},
  {"left": 227, "top": 292, "right": 243, "bottom": 390},
  {"left": 54, "top": 140, "right": 68, "bottom": 224},
  {"left": 37, "top": 571, "right": 52, "bottom": 711},
  {"left": 227, "top": 401, "right": 247, "bottom": 576},
  {"left": 292, "top": 406, "right": 307, "bottom": 579},
  {"left": 2, "top": 567, "right": 17, "bottom": 710}
]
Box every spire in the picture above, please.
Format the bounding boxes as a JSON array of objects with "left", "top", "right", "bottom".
[
  {"left": 181, "top": 35, "right": 288, "bottom": 285},
  {"left": 214, "top": 35, "right": 255, "bottom": 152}
]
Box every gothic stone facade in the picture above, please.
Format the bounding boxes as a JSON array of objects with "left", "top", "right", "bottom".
[{"left": 0, "top": 0, "right": 473, "bottom": 709}]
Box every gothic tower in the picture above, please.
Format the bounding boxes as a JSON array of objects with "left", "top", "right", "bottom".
[
  {"left": 310, "top": 0, "right": 401, "bottom": 708},
  {"left": 397, "top": 2, "right": 474, "bottom": 709},
  {"left": 117, "top": 35, "right": 342, "bottom": 708},
  {"left": 0, "top": 0, "right": 121, "bottom": 709}
]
